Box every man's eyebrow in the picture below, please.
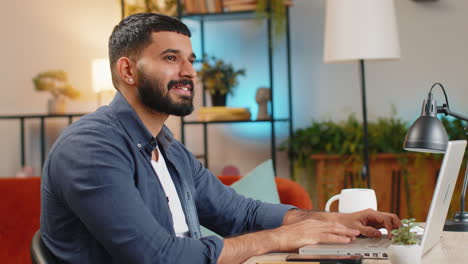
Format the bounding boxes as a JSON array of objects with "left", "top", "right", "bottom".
[
  {"left": 160, "top": 49, "right": 180, "bottom": 55},
  {"left": 160, "top": 49, "right": 197, "bottom": 60}
]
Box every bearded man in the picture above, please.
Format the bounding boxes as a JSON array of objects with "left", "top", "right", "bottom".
[{"left": 40, "top": 13, "right": 400, "bottom": 264}]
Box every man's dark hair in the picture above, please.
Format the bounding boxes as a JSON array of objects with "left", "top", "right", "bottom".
[{"left": 108, "top": 13, "right": 191, "bottom": 68}]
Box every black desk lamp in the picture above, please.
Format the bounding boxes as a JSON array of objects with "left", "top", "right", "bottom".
[{"left": 403, "top": 82, "right": 468, "bottom": 232}]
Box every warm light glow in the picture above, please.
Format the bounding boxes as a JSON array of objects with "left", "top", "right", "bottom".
[{"left": 92, "top": 58, "right": 113, "bottom": 93}]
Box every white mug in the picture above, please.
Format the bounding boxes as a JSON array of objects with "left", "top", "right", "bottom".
[{"left": 325, "top": 188, "right": 377, "bottom": 213}]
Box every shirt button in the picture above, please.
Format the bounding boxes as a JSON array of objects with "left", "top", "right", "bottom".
[
  {"left": 150, "top": 138, "right": 156, "bottom": 147},
  {"left": 137, "top": 143, "right": 142, "bottom": 148}
]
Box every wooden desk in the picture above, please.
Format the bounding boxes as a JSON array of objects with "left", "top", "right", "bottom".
[{"left": 244, "top": 231, "right": 467, "bottom": 264}]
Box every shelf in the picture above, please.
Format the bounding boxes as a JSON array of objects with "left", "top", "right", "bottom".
[
  {"left": 178, "top": 3, "right": 293, "bottom": 173},
  {"left": 181, "top": 11, "right": 264, "bottom": 21},
  {"left": 0, "top": 112, "right": 89, "bottom": 168},
  {"left": 182, "top": 118, "right": 289, "bottom": 125},
  {"left": 0, "top": 113, "right": 88, "bottom": 119}
]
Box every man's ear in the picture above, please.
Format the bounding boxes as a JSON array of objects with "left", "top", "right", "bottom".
[{"left": 116, "top": 57, "right": 136, "bottom": 86}]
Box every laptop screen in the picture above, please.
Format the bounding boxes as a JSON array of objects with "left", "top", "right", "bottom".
[{"left": 421, "top": 140, "right": 466, "bottom": 254}]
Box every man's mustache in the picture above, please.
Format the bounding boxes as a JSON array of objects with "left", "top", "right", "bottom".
[{"left": 168, "top": 79, "right": 194, "bottom": 90}]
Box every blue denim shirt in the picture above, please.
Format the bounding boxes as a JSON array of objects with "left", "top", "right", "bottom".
[{"left": 40, "top": 92, "right": 294, "bottom": 264}]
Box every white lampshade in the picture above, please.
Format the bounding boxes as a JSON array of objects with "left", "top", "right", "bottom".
[
  {"left": 324, "top": 0, "right": 401, "bottom": 63},
  {"left": 92, "top": 58, "right": 114, "bottom": 93}
]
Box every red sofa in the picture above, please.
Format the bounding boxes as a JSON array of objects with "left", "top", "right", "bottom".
[
  {"left": 0, "top": 176, "right": 311, "bottom": 264},
  {"left": 0, "top": 177, "right": 41, "bottom": 264}
]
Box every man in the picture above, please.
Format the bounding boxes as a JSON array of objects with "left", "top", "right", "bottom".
[{"left": 41, "top": 13, "right": 400, "bottom": 264}]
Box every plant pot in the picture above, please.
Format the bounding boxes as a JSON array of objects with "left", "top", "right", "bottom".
[
  {"left": 48, "top": 96, "right": 66, "bottom": 114},
  {"left": 211, "top": 93, "right": 227, "bottom": 107},
  {"left": 387, "top": 244, "right": 422, "bottom": 264}
]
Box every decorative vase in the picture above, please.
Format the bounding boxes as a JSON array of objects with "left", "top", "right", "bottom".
[
  {"left": 48, "top": 95, "right": 66, "bottom": 114},
  {"left": 211, "top": 92, "right": 227, "bottom": 107},
  {"left": 387, "top": 244, "right": 422, "bottom": 264}
]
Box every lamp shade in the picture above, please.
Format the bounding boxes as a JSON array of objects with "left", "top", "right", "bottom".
[
  {"left": 92, "top": 58, "right": 113, "bottom": 93},
  {"left": 324, "top": 0, "right": 401, "bottom": 63},
  {"left": 404, "top": 116, "right": 448, "bottom": 153},
  {"left": 403, "top": 95, "right": 448, "bottom": 153}
]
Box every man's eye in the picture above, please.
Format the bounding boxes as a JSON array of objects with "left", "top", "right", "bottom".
[{"left": 166, "top": 56, "right": 176, "bottom": 61}]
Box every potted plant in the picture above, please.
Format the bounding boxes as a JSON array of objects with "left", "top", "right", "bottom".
[
  {"left": 255, "top": 0, "right": 290, "bottom": 40},
  {"left": 388, "top": 218, "right": 422, "bottom": 264},
  {"left": 197, "top": 56, "right": 245, "bottom": 106},
  {"left": 33, "top": 70, "right": 80, "bottom": 114}
]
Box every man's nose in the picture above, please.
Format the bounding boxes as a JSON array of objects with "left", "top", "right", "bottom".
[{"left": 180, "top": 60, "right": 196, "bottom": 79}]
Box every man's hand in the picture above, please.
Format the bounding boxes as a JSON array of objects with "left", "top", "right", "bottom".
[
  {"left": 333, "top": 209, "right": 401, "bottom": 238},
  {"left": 218, "top": 218, "right": 359, "bottom": 264},
  {"left": 282, "top": 208, "right": 401, "bottom": 238},
  {"left": 275, "top": 219, "right": 360, "bottom": 251},
  {"left": 218, "top": 209, "right": 400, "bottom": 264}
]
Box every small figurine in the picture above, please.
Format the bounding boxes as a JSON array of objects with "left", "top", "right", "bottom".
[{"left": 255, "top": 87, "right": 271, "bottom": 120}]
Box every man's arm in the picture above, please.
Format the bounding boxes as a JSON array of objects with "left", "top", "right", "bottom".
[
  {"left": 217, "top": 209, "right": 401, "bottom": 263},
  {"left": 218, "top": 218, "right": 360, "bottom": 264}
]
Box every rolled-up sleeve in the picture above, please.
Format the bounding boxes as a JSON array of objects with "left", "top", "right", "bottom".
[{"left": 48, "top": 128, "right": 223, "bottom": 263}]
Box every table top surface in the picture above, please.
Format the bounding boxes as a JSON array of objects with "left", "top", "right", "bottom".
[{"left": 244, "top": 230, "right": 468, "bottom": 264}]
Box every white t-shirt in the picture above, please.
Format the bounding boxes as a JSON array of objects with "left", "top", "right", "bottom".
[{"left": 150, "top": 147, "right": 189, "bottom": 237}]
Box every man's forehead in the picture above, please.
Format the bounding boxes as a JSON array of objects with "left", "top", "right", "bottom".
[{"left": 149, "top": 31, "right": 192, "bottom": 49}]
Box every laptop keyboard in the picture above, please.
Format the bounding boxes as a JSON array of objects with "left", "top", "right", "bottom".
[{"left": 366, "top": 237, "right": 391, "bottom": 248}]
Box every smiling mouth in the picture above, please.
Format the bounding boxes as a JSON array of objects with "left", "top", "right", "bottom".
[
  {"left": 169, "top": 79, "right": 194, "bottom": 98},
  {"left": 169, "top": 79, "right": 193, "bottom": 91},
  {"left": 175, "top": 86, "right": 191, "bottom": 91}
]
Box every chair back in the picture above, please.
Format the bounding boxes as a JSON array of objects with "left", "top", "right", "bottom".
[{"left": 30, "top": 230, "right": 58, "bottom": 264}]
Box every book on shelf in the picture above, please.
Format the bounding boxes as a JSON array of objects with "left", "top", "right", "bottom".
[
  {"left": 214, "top": 0, "right": 223, "bottom": 12},
  {"left": 223, "top": 0, "right": 257, "bottom": 4},
  {"left": 223, "top": 4, "right": 257, "bottom": 12},
  {"left": 184, "top": 0, "right": 195, "bottom": 13},
  {"left": 206, "top": 0, "right": 216, "bottom": 12},
  {"left": 197, "top": 107, "right": 251, "bottom": 122},
  {"left": 222, "top": 0, "right": 257, "bottom": 11},
  {"left": 204, "top": 0, "right": 223, "bottom": 13},
  {"left": 223, "top": 0, "right": 294, "bottom": 4},
  {"left": 185, "top": 0, "right": 223, "bottom": 14},
  {"left": 222, "top": 0, "right": 294, "bottom": 11},
  {"left": 197, "top": 0, "right": 208, "bottom": 13},
  {"left": 184, "top": 0, "right": 293, "bottom": 14}
]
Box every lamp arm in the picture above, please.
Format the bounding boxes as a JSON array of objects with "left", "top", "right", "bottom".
[{"left": 437, "top": 106, "right": 468, "bottom": 123}]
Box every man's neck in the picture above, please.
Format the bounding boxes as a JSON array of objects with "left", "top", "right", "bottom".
[{"left": 121, "top": 90, "right": 169, "bottom": 138}]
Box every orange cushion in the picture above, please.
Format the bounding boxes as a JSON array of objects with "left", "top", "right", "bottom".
[
  {"left": 0, "top": 177, "right": 41, "bottom": 264},
  {"left": 217, "top": 175, "right": 312, "bottom": 210}
]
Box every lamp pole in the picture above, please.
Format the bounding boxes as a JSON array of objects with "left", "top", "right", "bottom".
[
  {"left": 324, "top": 0, "right": 400, "bottom": 189},
  {"left": 359, "top": 59, "right": 371, "bottom": 188}
]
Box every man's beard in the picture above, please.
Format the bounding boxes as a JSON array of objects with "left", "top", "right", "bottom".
[{"left": 136, "top": 69, "right": 194, "bottom": 116}]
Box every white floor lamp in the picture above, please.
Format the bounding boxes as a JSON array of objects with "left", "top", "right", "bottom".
[{"left": 324, "top": 0, "right": 401, "bottom": 187}]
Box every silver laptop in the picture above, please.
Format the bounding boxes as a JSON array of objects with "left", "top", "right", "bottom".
[{"left": 299, "top": 140, "right": 467, "bottom": 259}]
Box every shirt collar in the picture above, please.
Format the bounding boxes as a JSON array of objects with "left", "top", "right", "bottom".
[{"left": 109, "top": 92, "right": 175, "bottom": 153}]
